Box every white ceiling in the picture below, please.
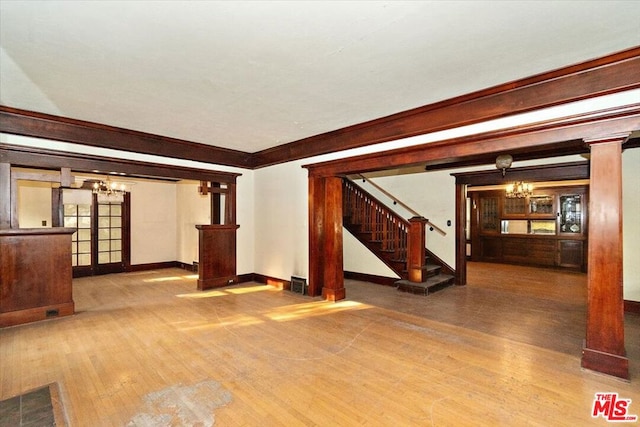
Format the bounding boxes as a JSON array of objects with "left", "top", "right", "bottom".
[{"left": 1, "top": 1, "right": 639, "bottom": 154}]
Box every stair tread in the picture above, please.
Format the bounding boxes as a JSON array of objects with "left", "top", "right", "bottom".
[{"left": 395, "top": 274, "right": 453, "bottom": 288}]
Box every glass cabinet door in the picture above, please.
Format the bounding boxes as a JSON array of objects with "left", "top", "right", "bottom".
[{"left": 560, "top": 194, "right": 582, "bottom": 233}]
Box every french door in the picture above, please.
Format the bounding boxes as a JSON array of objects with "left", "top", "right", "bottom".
[{"left": 57, "top": 192, "right": 130, "bottom": 277}]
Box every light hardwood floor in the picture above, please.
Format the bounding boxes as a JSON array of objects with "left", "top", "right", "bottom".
[{"left": 1, "top": 262, "right": 639, "bottom": 426}]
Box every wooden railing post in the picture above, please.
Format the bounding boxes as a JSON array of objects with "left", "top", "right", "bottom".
[{"left": 408, "top": 216, "right": 427, "bottom": 283}]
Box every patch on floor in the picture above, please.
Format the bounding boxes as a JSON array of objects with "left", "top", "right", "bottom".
[
  {"left": 127, "top": 380, "right": 232, "bottom": 427},
  {"left": 0, "top": 383, "right": 67, "bottom": 427}
]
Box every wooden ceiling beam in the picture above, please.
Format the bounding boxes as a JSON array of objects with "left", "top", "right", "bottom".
[
  {"left": 0, "top": 143, "right": 240, "bottom": 183},
  {"left": 304, "top": 104, "right": 640, "bottom": 177},
  {"left": 0, "top": 106, "right": 253, "bottom": 168}
]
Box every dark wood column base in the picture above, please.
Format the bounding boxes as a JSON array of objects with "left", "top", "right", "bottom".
[
  {"left": 0, "top": 302, "right": 75, "bottom": 328},
  {"left": 581, "top": 346, "right": 629, "bottom": 380},
  {"left": 322, "top": 287, "right": 346, "bottom": 302}
]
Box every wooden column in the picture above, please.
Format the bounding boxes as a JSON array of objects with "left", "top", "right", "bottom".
[
  {"left": 309, "top": 176, "right": 345, "bottom": 301},
  {"left": 455, "top": 183, "right": 467, "bottom": 286},
  {"left": 210, "top": 182, "right": 221, "bottom": 224},
  {"left": 0, "top": 163, "right": 9, "bottom": 229},
  {"left": 581, "top": 133, "right": 628, "bottom": 379},
  {"left": 225, "top": 182, "right": 236, "bottom": 225},
  {"left": 308, "top": 177, "right": 325, "bottom": 297},
  {"left": 321, "top": 177, "right": 345, "bottom": 301},
  {"left": 407, "top": 217, "right": 427, "bottom": 283}
]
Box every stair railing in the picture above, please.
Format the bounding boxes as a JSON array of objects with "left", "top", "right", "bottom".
[
  {"left": 356, "top": 174, "right": 446, "bottom": 236},
  {"left": 343, "top": 178, "right": 414, "bottom": 268}
]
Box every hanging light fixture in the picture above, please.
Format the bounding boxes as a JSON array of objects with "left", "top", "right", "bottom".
[
  {"left": 505, "top": 181, "right": 534, "bottom": 198},
  {"left": 92, "top": 176, "right": 126, "bottom": 202},
  {"left": 495, "top": 154, "right": 513, "bottom": 177}
]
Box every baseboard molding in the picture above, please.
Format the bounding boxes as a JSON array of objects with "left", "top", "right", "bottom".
[
  {"left": 624, "top": 300, "right": 640, "bottom": 314},
  {"left": 251, "top": 273, "right": 292, "bottom": 290},
  {"left": 127, "top": 261, "right": 180, "bottom": 272},
  {"left": 344, "top": 271, "right": 398, "bottom": 286}
]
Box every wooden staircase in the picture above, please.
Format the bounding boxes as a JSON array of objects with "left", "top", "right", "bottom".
[{"left": 342, "top": 178, "right": 454, "bottom": 295}]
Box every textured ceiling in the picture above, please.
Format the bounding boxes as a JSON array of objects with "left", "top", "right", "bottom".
[{"left": 1, "top": 1, "right": 639, "bottom": 153}]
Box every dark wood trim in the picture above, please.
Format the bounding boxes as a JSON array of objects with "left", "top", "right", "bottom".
[
  {"left": 624, "top": 300, "right": 640, "bottom": 314},
  {"left": 0, "top": 163, "right": 10, "bottom": 228},
  {"left": 0, "top": 106, "right": 253, "bottom": 168},
  {"left": 343, "top": 271, "right": 397, "bottom": 287},
  {"left": 304, "top": 104, "right": 640, "bottom": 177},
  {"left": 127, "top": 261, "right": 181, "bottom": 272},
  {"left": 455, "top": 183, "right": 467, "bottom": 286},
  {"left": 0, "top": 143, "right": 241, "bottom": 183},
  {"left": 308, "top": 177, "right": 325, "bottom": 297},
  {"left": 250, "top": 273, "right": 291, "bottom": 290},
  {"left": 237, "top": 273, "right": 256, "bottom": 284},
  {"left": 255, "top": 47, "right": 640, "bottom": 168},
  {"left": 1, "top": 48, "right": 638, "bottom": 170},
  {"left": 453, "top": 161, "right": 590, "bottom": 186}
]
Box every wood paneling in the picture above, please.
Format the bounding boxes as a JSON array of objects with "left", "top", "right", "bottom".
[
  {"left": 195, "top": 225, "right": 239, "bottom": 290},
  {"left": 0, "top": 228, "right": 75, "bottom": 327}
]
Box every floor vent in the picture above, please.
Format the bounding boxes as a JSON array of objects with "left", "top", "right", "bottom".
[{"left": 290, "top": 276, "right": 307, "bottom": 295}]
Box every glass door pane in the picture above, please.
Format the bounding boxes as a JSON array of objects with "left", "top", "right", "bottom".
[
  {"left": 560, "top": 194, "right": 582, "bottom": 233},
  {"left": 64, "top": 203, "right": 92, "bottom": 267},
  {"left": 97, "top": 202, "right": 123, "bottom": 265}
]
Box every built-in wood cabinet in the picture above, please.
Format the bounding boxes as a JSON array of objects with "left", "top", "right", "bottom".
[
  {"left": 0, "top": 227, "right": 76, "bottom": 327},
  {"left": 471, "top": 186, "right": 587, "bottom": 271}
]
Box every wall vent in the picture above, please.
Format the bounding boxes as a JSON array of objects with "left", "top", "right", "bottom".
[{"left": 290, "top": 276, "right": 307, "bottom": 295}]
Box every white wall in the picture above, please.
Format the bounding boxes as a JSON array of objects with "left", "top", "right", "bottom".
[
  {"left": 622, "top": 148, "right": 640, "bottom": 302},
  {"left": 17, "top": 181, "right": 52, "bottom": 228},
  {"left": 130, "top": 180, "right": 177, "bottom": 265},
  {"left": 253, "top": 161, "right": 308, "bottom": 279},
  {"left": 176, "top": 181, "right": 210, "bottom": 265}
]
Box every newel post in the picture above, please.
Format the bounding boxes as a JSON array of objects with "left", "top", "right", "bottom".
[
  {"left": 581, "top": 133, "right": 629, "bottom": 379},
  {"left": 408, "top": 216, "right": 427, "bottom": 283}
]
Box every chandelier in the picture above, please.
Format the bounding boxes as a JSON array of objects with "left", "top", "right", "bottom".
[
  {"left": 506, "top": 181, "right": 534, "bottom": 198},
  {"left": 92, "top": 177, "right": 126, "bottom": 202}
]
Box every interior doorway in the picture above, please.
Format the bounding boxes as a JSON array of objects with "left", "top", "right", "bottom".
[{"left": 55, "top": 191, "right": 131, "bottom": 277}]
